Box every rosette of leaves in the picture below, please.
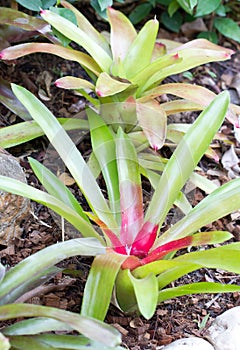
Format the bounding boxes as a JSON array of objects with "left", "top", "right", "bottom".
[
  {"left": 1, "top": 84, "right": 240, "bottom": 322},
  {"left": 0, "top": 239, "right": 123, "bottom": 349},
  {"left": 1, "top": 0, "right": 240, "bottom": 153}
]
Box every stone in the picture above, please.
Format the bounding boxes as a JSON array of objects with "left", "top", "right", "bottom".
[
  {"left": 162, "top": 337, "right": 214, "bottom": 350},
  {"left": 206, "top": 306, "right": 240, "bottom": 350},
  {"left": 0, "top": 149, "right": 30, "bottom": 245}
]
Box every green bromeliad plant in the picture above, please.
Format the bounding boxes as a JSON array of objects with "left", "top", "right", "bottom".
[
  {"left": 1, "top": 0, "right": 240, "bottom": 153},
  {"left": 0, "top": 84, "right": 240, "bottom": 322}
]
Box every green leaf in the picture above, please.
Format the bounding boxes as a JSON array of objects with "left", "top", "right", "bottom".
[
  {"left": 115, "top": 268, "right": 138, "bottom": 313},
  {"left": 159, "top": 178, "right": 240, "bottom": 244},
  {"left": 160, "top": 11, "right": 183, "bottom": 33},
  {"left": 0, "top": 304, "right": 121, "bottom": 347},
  {"left": 0, "top": 238, "right": 105, "bottom": 304},
  {"left": 97, "top": 0, "right": 112, "bottom": 11},
  {"left": 195, "top": 0, "right": 221, "bottom": 17},
  {"left": 29, "top": 158, "right": 90, "bottom": 223},
  {"left": 2, "top": 318, "right": 72, "bottom": 335},
  {"left": 40, "top": 9, "right": 112, "bottom": 71},
  {"left": 49, "top": 7, "right": 78, "bottom": 47},
  {"left": 133, "top": 53, "right": 182, "bottom": 94},
  {"left": 61, "top": 0, "right": 110, "bottom": 54},
  {"left": 123, "top": 19, "right": 159, "bottom": 79},
  {"left": 129, "top": 3, "right": 153, "bottom": 25},
  {"left": 129, "top": 272, "right": 158, "bottom": 319},
  {"left": 16, "top": 0, "right": 42, "bottom": 11},
  {"left": 88, "top": 109, "right": 120, "bottom": 221},
  {"left": 197, "top": 31, "right": 218, "bottom": 44},
  {"left": 145, "top": 91, "right": 229, "bottom": 229},
  {"left": 8, "top": 335, "right": 54, "bottom": 349},
  {"left": 158, "top": 282, "right": 240, "bottom": 303},
  {"left": 157, "top": 243, "right": 240, "bottom": 289},
  {"left": 141, "top": 40, "right": 234, "bottom": 90},
  {"left": 42, "top": 0, "right": 56, "bottom": 9},
  {"left": 55, "top": 76, "right": 95, "bottom": 90},
  {"left": 0, "top": 118, "right": 89, "bottom": 149},
  {"left": 168, "top": 0, "right": 180, "bottom": 17},
  {"left": 96, "top": 73, "right": 132, "bottom": 97},
  {"left": 11, "top": 334, "right": 126, "bottom": 350},
  {"left": 214, "top": 18, "right": 240, "bottom": 43},
  {"left": 90, "top": 0, "right": 108, "bottom": 20},
  {"left": 11, "top": 84, "right": 117, "bottom": 231},
  {"left": 81, "top": 253, "right": 126, "bottom": 321},
  {"left": 177, "top": 0, "right": 197, "bottom": 14},
  {"left": 0, "top": 175, "right": 102, "bottom": 242}
]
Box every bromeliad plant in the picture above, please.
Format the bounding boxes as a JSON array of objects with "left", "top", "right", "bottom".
[
  {"left": 1, "top": 0, "right": 240, "bottom": 152},
  {"left": 1, "top": 84, "right": 240, "bottom": 321}
]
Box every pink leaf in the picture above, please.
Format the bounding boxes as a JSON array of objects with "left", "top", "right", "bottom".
[{"left": 130, "top": 222, "right": 158, "bottom": 258}]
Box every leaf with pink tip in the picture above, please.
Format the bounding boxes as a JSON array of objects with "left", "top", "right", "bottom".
[
  {"left": 55, "top": 76, "right": 94, "bottom": 91},
  {"left": 123, "top": 18, "right": 159, "bottom": 79},
  {"left": 139, "top": 83, "right": 238, "bottom": 126},
  {"left": 151, "top": 42, "right": 166, "bottom": 61},
  {"left": 142, "top": 45, "right": 234, "bottom": 91},
  {"left": 116, "top": 128, "right": 144, "bottom": 247},
  {"left": 168, "top": 38, "right": 234, "bottom": 54},
  {"left": 95, "top": 72, "right": 132, "bottom": 97},
  {"left": 0, "top": 7, "right": 49, "bottom": 33},
  {"left": 107, "top": 7, "right": 136, "bottom": 72},
  {"left": 136, "top": 100, "right": 167, "bottom": 150},
  {"left": 0, "top": 43, "right": 101, "bottom": 76},
  {"left": 141, "top": 231, "right": 232, "bottom": 265},
  {"left": 133, "top": 53, "right": 182, "bottom": 91},
  {"left": 60, "top": 0, "right": 110, "bottom": 54},
  {"left": 40, "top": 9, "right": 112, "bottom": 71}
]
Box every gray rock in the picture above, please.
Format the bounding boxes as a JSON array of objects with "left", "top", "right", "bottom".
[
  {"left": 0, "top": 150, "right": 30, "bottom": 245},
  {"left": 162, "top": 337, "right": 214, "bottom": 350},
  {"left": 206, "top": 307, "right": 240, "bottom": 350}
]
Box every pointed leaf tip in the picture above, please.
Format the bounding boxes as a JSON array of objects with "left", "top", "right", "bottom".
[
  {"left": 40, "top": 9, "right": 47, "bottom": 15},
  {"left": 96, "top": 89, "right": 103, "bottom": 97}
]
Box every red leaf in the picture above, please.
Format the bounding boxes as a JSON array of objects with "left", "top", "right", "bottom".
[
  {"left": 141, "top": 235, "right": 193, "bottom": 265},
  {"left": 130, "top": 222, "right": 158, "bottom": 258}
]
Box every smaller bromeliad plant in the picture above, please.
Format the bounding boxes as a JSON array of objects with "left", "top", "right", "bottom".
[{"left": 0, "top": 84, "right": 240, "bottom": 321}]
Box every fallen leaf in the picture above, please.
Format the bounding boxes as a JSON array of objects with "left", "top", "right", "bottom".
[
  {"left": 221, "top": 145, "right": 240, "bottom": 178},
  {"left": 58, "top": 172, "right": 76, "bottom": 186}
]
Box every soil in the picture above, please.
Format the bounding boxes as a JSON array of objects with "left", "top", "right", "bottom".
[{"left": 0, "top": 2, "right": 240, "bottom": 349}]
